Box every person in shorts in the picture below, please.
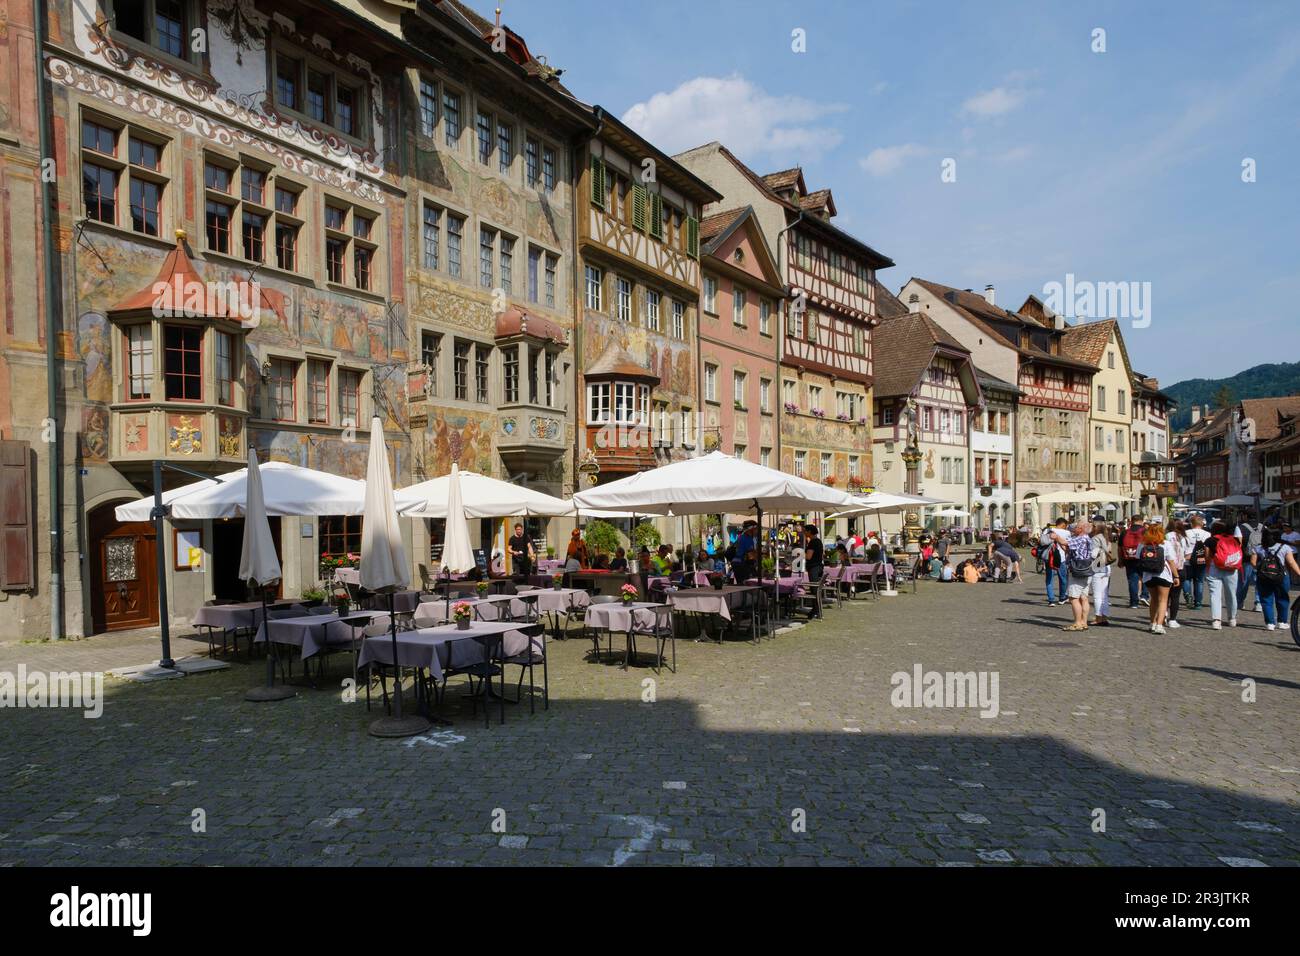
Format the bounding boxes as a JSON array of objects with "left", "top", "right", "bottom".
[{"left": 1063, "top": 519, "right": 1095, "bottom": 631}]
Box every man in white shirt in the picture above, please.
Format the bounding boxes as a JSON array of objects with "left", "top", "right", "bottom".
[
  {"left": 1040, "top": 518, "right": 1070, "bottom": 606},
  {"left": 1184, "top": 515, "right": 1212, "bottom": 609}
]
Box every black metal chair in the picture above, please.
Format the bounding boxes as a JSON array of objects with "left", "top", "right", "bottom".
[
  {"left": 582, "top": 595, "right": 621, "bottom": 663},
  {"left": 631, "top": 604, "right": 676, "bottom": 673},
  {"left": 500, "top": 623, "right": 548, "bottom": 712}
]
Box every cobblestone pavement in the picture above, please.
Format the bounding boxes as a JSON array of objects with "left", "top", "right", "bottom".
[{"left": 2, "top": 571, "right": 1298, "bottom": 867}]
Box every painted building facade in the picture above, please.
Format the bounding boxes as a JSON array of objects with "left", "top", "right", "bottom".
[
  {"left": 575, "top": 111, "right": 717, "bottom": 488},
  {"left": 971, "top": 374, "right": 1020, "bottom": 532},
  {"left": 697, "top": 207, "right": 784, "bottom": 466},
  {"left": 1059, "top": 317, "right": 1135, "bottom": 519}
]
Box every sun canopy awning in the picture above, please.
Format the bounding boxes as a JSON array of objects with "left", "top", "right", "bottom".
[
  {"left": 827, "top": 491, "right": 949, "bottom": 519},
  {"left": 570, "top": 451, "right": 857, "bottom": 516},
  {"left": 396, "top": 471, "right": 573, "bottom": 518},
  {"left": 114, "top": 461, "right": 382, "bottom": 521}
]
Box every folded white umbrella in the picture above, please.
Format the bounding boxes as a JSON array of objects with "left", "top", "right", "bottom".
[
  {"left": 360, "top": 417, "right": 409, "bottom": 593},
  {"left": 360, "top": 417, "right": 425, "bottom": 735},
  {"left": 240, "top": 447, "right": 291, "bottom": 702},
  {"left": 115, "top": 461, "right": 372, "bottom": 521},
  {"left": 239, "top": 447, "right": 281, "bottom": 588},
  {"left": 439, "top": 464, "right": 477, "bottom": 575},
  {"left": 570, "top": 451, "right": 857, "bottom": 515},
  {"left": 397, "top": 470, "right": 572, "bottom": 518}
]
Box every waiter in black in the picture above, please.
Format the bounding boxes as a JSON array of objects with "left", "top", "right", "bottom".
[{"left": 508, "top": 523, "right": 534, "bottom": 579}]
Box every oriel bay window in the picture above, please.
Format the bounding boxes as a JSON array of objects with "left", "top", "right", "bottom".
[
  {"left": 163, "top": 325, "right": 202, "bottom": 401},
  {"left": 587, "top": 382, "right": 650, "bottom": 426},
  {"left": 503, "top": 347, "right": 520, "bottom": 404},
  {"left": 125, "top": 325, "right": 153, "bottom": 400},
  {"left": 215, "top": 331, "right": 236, "bottom": 407}
]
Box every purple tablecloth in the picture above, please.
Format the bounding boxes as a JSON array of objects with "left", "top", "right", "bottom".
[
  {"left": 192, "top": 601, "right": 303, "bottom": 631},
  {"left": 253, "top": 612, "right": 390, "bottom": 659},
  {"left": 516, "top": 587, "right": 591, "bottom": 615},
  {"left": 667, "top": 586, "right": 757, "bottom": 622},
  {"left": 356, "top": 622, "right": 534, "bottom": 683},
  {"left": 412, "top": 595, "right": 532, "bottom": 628},
  {"left": 584, "top": 601, "right": 660, "bottom": 632}
]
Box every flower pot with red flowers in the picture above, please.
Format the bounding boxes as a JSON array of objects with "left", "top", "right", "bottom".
[
  {"left": 452, "top": 601, "right": 473, "bottom": 630},
  {"left": 620, "top": 583, "right": 639, "bottom": 604}
]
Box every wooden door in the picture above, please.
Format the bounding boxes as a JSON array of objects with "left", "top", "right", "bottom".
[{"left": 89, "top": 505, "right": 159, "bottom": 633}]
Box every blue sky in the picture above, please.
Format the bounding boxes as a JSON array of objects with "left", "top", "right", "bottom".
[{"left": 497, "top": 0, "right": 1300, "bottom": 386}]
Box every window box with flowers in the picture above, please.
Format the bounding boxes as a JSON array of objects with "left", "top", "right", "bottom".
[
  {"left": 783, "top": 402, "right": 799, "bottom": 414},
  {"left": 811, "top": 408, "right": 826, "bottom": 418},
  {"left": 319, "top": 551, "right": 360, "bottom": 582},
  {"left": 836, "top": 413, "right": 851, "bottom": 422}
]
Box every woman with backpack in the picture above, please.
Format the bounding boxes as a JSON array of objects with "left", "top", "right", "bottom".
[
  {"left": 1138, "top": 521, "right": 1180, "bottom": 635},
  {"left": 1183, "top": 514, "right": 1211, "bottom": 609},
  {"left": 1163, "top": 520, "right": 1190, "bottom": 629},
  {"left": 1250, "top": 527, "right": 1300, "bottom": 631},
  {"left": 1204, "top": 521, "right": 1243, "bottom": 630}
]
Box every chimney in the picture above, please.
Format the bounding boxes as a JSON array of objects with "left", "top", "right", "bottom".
[
  {"left": 983, "top": 284, "right": 995, "bottom": 307},
  {"left": 1191, "top": 406, "right": 1202, "bottom": 424},
  {"left": 1053, "top": 313, "right": 1065, "bottom": 331},
  {"left": 908, "top": 293, "right": 921, "bottom": 314}
]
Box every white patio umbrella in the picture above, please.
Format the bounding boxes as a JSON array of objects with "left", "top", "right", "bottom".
[
  {"left": 115, "top": 461, "right": 374, "bottom": 521},
  {"left": 1197, "top": 494, "right": 1282, "bottom": 509},
  {"left": 361, "top": 416, "right": 427, "bottom": 738},
  {"left": 397, "top": 470, "right": 572, "bottom": 518},
  {"left": 571, "top": 451, "right": 857, "bottom": 515},
  {"left": 932, "top": 507, "right": 972, "bottom": 519},
  {"left": 434, "top": 463, "right": 478, "bottom": 622},
  {"left": 241, "top": 447, "right": 293, "bottom": 703}
]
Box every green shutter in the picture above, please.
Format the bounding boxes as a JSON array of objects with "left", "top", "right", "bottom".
[
  {"left": 649, "top": 192, "right": 664, "bottom": 239},
  {"left": 686, "top": 216, "right": 700, "bottom": 258},
  {"left": 589, "top": 155, "right": 605, "bottom": 209},
  {"left": 632, "top": 183, "right": 648, "bottom": 231}
]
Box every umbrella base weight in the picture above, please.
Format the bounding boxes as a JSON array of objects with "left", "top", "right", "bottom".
[
  {"left": 244, "top": 684, "right": 298, "bottom": 702},
  {"left": 368, "top": 714, "right": 433, "bottom": 738}
]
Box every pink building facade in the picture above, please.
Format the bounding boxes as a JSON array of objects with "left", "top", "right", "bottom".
[{"left": 697, "top": 208, "right": 785, "bottom": 467}]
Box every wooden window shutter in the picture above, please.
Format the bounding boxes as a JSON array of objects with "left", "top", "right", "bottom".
[
  {"left": 589, "top": 155, "right": 605, "bottom": 208},
  {"left": 0, "top": 440, "right": 35, "bottom": 590},
  {"left": 686, "top": 216, "right": 700, "bottom": 258},
  {"left": 649, "top": 192, "right": 663, "bottom": 239},
  {"left": 631, "top": 183, "right": 647, "bottom": 232}
]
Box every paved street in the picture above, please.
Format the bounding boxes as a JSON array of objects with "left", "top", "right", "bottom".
[{"left": 2, "top": 571, "right": 1298, "bottom": 867}]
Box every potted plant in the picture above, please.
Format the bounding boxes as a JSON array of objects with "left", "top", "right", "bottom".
[
  {"left": 452, "top": 601, "right": 473, "bottom": 630},
  {"left": 552, "top": 572, "right": 564, "bottom": 591},
  {"left": 475, "top": 580, "right": 490, "bottom": 597},
  {"left": 707, "top": 572, "right": 725, "bottom": 591},
  {"left": 761, "top": 556, "right": 776, "bottom": 579},
  {"left": 301, "top": 586, "right": 327, "bottom": 608},
  {"left": 545, "top": 546, "right": 556, "bottom": 560},
  {"left": 620, "top": 582, "right": 639, "bottom": 604}
]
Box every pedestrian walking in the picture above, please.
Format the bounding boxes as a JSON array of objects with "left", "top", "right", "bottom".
[
  {"left": 1235, "top": 518, "right": 1265, "bottom": 613},
  {"left": 1118, "top": 514, "right": 1148, "bottom": 608},
  {"left": 1088, "top": 520, "right": 1114, "bottom": 626},
  {"left": 1164, "top": 520, "right": 1189, "bottom": 628},
  {"left": 1204, "top": 520, "right": 1243, "bottom": 629},
  {"left": 1063, "top": 519, "right": 1095, "bottom": 631},
  {"left": 1136, "top": 521, "right": 1179, "bottom": 634},
  {"left": 1041, "top": 519, "right": 1069, "bottom": 606},
  {"left": 1251, "top": 527, "right": 1300, "bottom": 631},
  {"left": 1183, "top": 514, "right": 1211, "bottom": 609}
]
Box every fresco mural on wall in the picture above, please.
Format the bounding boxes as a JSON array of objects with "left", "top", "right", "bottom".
[
  {"left": 78, "top": 312, "right": 111, "bottom": 404},
  {"left": 427, "top": 411, "right": 493, "bottom": 477}
]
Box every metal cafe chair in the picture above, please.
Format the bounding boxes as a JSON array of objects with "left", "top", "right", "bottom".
[
  {"left": 583, "top": 595, "right": 621, "bottom": 663},
  {"left": 631, "top": 604, "right": 677, "bottom": 674},
  {"left": 500, "top": 623, "right": 549, "bottom": 713}
]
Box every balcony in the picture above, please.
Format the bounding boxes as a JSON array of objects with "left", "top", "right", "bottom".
[{"left": 498, "top": 403, "right": 569, "bottom": 473}]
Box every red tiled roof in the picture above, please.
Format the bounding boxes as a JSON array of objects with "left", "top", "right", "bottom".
[
  {"left": 873, "top": 279, "right": 909, "bottom": 319},
  {"left": 761, "top": 168, "right": 805, "bottom": 194},
  {"left": 871, "top": 312, "right": 971, "bottom": 398},
  {"left": 1060, "top": 319, "right": 1117, "bottom": 367},
  {"left": 698, "top": 207, "right": 747, "bottom": 242},
  {"left": 495, "top": 305, "right": 567, "bottom": 345},
  {"left": 799, "top": 189, "right": 836, "bottom": 217},
  {"left": 586, "top": 342, "right": 659, "bottom": 382},
  {"left": 1241, "top": 396, "right": 1300, "bottom": 442}
]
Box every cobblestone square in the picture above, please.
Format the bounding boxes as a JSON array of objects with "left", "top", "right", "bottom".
[{"left": 2, "top": 573, "right": 1297, "bottom": 867}]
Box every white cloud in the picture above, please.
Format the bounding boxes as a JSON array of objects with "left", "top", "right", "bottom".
[
  {"left": 961, "top": 73, "right": 1036, "bottom": 119},
  {"left": 859, "top": 143, "right": 929, "bottom": 177},
  {"left": 621, "top": 75, "right": 846, "bottom": 158}
]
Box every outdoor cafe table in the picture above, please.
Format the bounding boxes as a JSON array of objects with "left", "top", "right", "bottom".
[
  {"left": 253, "top": 612, "right": 390, "bottom": 662},
  {"left": 536, "top": 559, "right": 564, "bottom": 574},
  {"left": 584, "top": 601, "right": 662, "bottom": 669},
  {"left": 837, "top": 562, "right": 893, "bottom": 596},
  {"left": 356, "top": 622, "right": 531, "bottom": 727},
  {"left": 668, "top": 586, "right": 760, "bottom": 642},
  {"left": 192, "top": 600, "right": 302, "bottom": 632},
  {"left": 362, "top": 589, "right": 421, "bottom": 614},
  {"left": 412, "top": 594, "right": 535, "bottom": 628},
  {"left": 516, "top": 587, "right": 591, "bottom": 641}
]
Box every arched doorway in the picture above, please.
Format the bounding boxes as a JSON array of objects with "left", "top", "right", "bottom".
[{"left": 88, "top": 501, "right": 159, "bottom": 633}]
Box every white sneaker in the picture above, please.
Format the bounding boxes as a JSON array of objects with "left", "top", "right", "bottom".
[
  {"left": 1254, "top": 604, "right": 1263, "bottom": 612},
  {"left": 1211, "top": 619, "right": 1222, "bottom": 630},
  {"left": 1151, "top": 624, "right": 1166, "bottom": 635},
  {"left": 1167, "top": 620, "right": 1181, "bottom": 628},
  {"left": 1229, "top": 618, "right": 1238, "bottom": 628},
  {"left": 1140, "top": 597, "right": 1150, "bottom": 607},
  {"left": 1266, "top": 623, "right": 1276, "bottom": 631}
]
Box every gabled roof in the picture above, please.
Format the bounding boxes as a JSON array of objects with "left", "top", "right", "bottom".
[
  {"left": 871, "top": 312, "right": 977, "bottom": 400},
  {"left": 911, "top": 277, "right": 1097, "bottom": 372},
  {"left": 873, "top": 279, "right": 908, "bottom": 319},
  {"left": 699, "top": 206, "right": 783, "bottom": 292},
  {"left": 799, "top": 188, "right": 836, "bottom": 218},
  {"left": 761, "top": 168, "right": 805, "bottom": 194},
  {"left": 1240, "top": 396, "right": 1300, "bottom": 442},
  {"left": 1060, "top": 319, "right": 1117, "bottom": 367}
]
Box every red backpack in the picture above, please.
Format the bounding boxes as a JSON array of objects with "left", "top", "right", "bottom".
[
  {"left": 1210, "top": 534, "right": 1243, "bottom": 572},
  {"left": 1120, "top": 527, "right": 1143, "bottom": 564}
]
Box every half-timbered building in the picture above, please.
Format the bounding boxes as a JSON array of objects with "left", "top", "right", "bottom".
[
  {"left": 575, "top": 111, "right": 719, "bottom": 486},
  {"left": 674, "top": 142, "right": 894, "bottom": 517},
  {"left": 902, "top": 280, "right": 1096, "bottom": 524}
]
